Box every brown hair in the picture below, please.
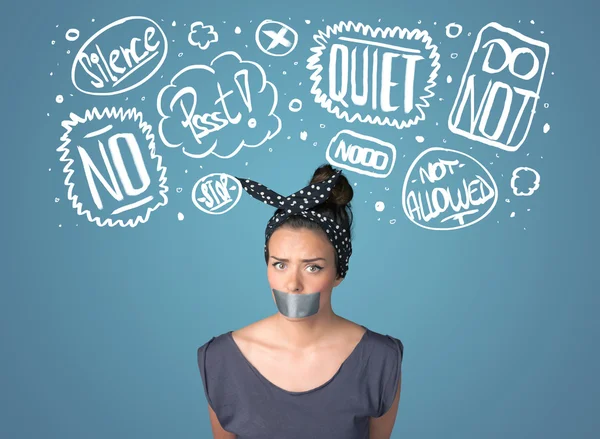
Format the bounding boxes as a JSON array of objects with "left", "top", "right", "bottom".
[{"left": 264, "top": 164, "right": 354, "bottom": 277}]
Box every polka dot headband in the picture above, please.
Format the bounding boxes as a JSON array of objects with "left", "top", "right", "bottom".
[{"left": 235, "top": 169, "right": 352, "bottom": 278}]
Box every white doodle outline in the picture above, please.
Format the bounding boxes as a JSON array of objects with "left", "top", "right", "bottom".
[
  {"left": 289, "top": 98, "right": 302, "bottom": 112},
  {"left": 326, "top": 129, "right": 396, "bottom": 178},
  {"left": 401, "top": 147, "right": 498, "bottom": 230},
  {"left": 255, "top": 19, "right": 298, "bottom": 57},
  {"left": 65, "top": 28, "right": 80, "bottom": 42},
  {"left": 447, "top": 22, "right": 550, "bottom": 152},
  {"left": 191, "top": 173, "right": 242, "bottom": 215},
  {"left": 445, "top": 23, "right": 463, "bottom": 38},
  {"left": 306, "top": 21, "right": 440, "bottom": 129},
  {"left": 71, "top": 16, "right": 168, "bottom": 96},
  {"left": 57, "top": 107, "right": 169, "bottom": 227},
  {"left": 188, "top": 21, "right": 219, "bottom": 50},
  {"left": 510, "top": 167, "right": 540, "bottom": 196},
  {"left": 156, "top": 51, "right": 281, "bottom": 159}
]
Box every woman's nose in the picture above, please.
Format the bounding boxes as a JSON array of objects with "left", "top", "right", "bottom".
[{"left": 286, "top": 274, "right": 302, "bottom": 293}]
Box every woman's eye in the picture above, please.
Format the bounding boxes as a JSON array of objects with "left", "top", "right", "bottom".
[{"left": 272, "top": 263, "right": 322, "bottom": 272}]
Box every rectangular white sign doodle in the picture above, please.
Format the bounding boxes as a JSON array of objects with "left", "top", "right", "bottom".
[
  {"left": 448, "top": 22, "right": 549, "bottom": 152},
  {"left": 326, "top": 129, "right": 396, "bottom": 178}
]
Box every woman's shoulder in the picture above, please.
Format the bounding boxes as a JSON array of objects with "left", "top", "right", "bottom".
[
  {"left": 198, "top": 319, "right": 271, "bottom": 354},
  {"left": 364, "top": 326, "right": 404, "bottom": 362},
  {"left": 197, "top": 329, "right": 233, "bottom": 356},
  {"left": 198, "top": 318, "right": 403, "bottom": 361}
]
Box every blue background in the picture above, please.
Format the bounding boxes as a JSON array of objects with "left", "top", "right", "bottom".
[{"left": 2, "top": 0, "right": 598, "bottom": 438}]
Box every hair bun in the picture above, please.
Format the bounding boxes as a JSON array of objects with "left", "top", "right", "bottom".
[{"left": 309, "top": 164, "right": 353, "bottom": 207}]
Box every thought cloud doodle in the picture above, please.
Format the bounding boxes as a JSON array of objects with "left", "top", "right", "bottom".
[
  {"left": 192, "top": 173, "right": 242, "bottom": 214},
  {"left": 326, "top": 129, "right": 396, "bottom": 178},
  {"left": 510, "top": 167, "right": 540, "bottom": 196},
  {"left": 188, "top": 21, "right": 218, "bottom": 50},
  {"left": 156, "top": 51, "right": 281, "bottom": 159},
  {"left": 71, "top": 16, "right": 168, "bottom": 96},
  {"left": 255, "top": 19, "right": 298, "bottom": 56},
  {"left": 57, "top": 107, "right": 169, "bottom": 227},
  {"left": 448, "top": 22, "right": 549, "bottom": 151},
  {"left": 307, "top": 21, "right": 440, "bottom": 129},
  {"left": 402, "top": 147, "right": 498, "bottom": 230}
]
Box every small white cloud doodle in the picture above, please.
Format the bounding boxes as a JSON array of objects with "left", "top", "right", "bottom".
[
  {"left": 510, "top": 167, "right": 540, "bottom": 196},
  {"left": 192, "top": 173, "right": 242, "bottom": 214},
  {"left": 57, "top": 107, "right": 169, "bottom": 227},
  {"left": 156, "top": 51, "right": 281, "bottom": 159},
  {"left": 188, "top": 21, "right": 218, "bottom": 50}
]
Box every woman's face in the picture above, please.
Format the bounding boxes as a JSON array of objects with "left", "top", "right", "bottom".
[{"left": 266, "top": 226, "right": 343, "bottom": 300}]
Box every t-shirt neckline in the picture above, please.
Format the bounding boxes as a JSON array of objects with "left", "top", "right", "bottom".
[{"left": 227, "top": 325, "right": 370, "bottom": 396}]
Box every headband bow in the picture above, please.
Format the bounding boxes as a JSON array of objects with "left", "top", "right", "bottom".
[{"left": 235, "top": 169, "right": 352, "bottom": 278}]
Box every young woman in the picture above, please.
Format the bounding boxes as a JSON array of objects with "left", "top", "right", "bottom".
[{"left": 197, "top": 164, "right": 403, "bottom": 439}]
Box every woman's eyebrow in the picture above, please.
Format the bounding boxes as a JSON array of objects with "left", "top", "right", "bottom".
[{"left": 270, "top": 256, "right": 327, "bottom": 262}]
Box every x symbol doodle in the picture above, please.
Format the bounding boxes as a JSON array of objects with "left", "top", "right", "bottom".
[{"left": 262, "top": 26, "right": 292, "bottom": 50}]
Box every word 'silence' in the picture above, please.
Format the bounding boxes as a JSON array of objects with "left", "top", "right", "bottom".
[
  {"left": 78, "top": 27, "right": 160, "bottom": 89},
  {"left": 72, "top": 16, "right": 168, "bottom": 96}
]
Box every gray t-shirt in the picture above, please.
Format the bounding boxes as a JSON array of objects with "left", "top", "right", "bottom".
[{"left": 196, "top": 325, "right": 403, "bottom": 439}]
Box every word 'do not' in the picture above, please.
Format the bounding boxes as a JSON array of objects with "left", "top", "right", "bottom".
[
  {"left": 448, "top": 22, "right": 549, "bottom": 151},
  {"left": 192, "top": 173, "right": 242, "bottom": 215},
  {"left": 326, "top": 129, "right": 396, "bottom": 178},
  {"left": 402, "top": 147, "right": 497, "bottom": 230},
  {"left": 57, "top": 107, "right": 169, "bottom": 227},
  {"left": 72, "top": 16, "right": 168, "bottom": 96},
  {"left": 307, "top": 21, "right": 440, "bottom": 129}
]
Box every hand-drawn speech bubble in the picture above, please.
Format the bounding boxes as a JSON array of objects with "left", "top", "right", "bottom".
[
  {"left": 57, "top": 107, "right": 169, "bottom": 227},
  {"left": 326, "top": 129, "right": 396, "bottom": 178},
  {"left": 157, "top": 51, "right": 282, "bottom": 159},
  {"left": 448, "top": 22, "right": 549, "bottom": 151},
  {"left": 192, "top": 173, "right": 242, "bottom": 214},
  {"left": 402, "top": 147, "right": 498, "bottom": 230},
  {"left": 510, "top": 166, "right": 540, "bottom": 196},
  {"left": 71, "top": 16, "right": 168, "bottom": 96},
  {"left": 307, "top": 21, "right": 440, "bottom": 129}
]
